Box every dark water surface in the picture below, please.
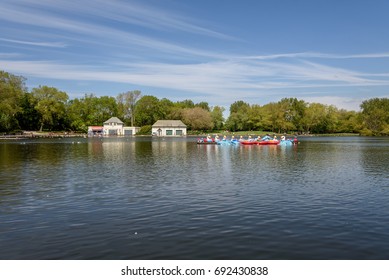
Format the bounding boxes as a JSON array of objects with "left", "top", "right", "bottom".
[{"left": 1, "top": 136, "right": 389, "bottom": 259}]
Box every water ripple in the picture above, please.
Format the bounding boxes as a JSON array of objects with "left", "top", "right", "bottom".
[{"left": 1, "top": 137, "right": 389, "bottom": 259}]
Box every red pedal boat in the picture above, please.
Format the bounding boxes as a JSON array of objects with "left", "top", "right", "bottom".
[{"left": 240, "top": 140, "right": 280, "bottom": 145}]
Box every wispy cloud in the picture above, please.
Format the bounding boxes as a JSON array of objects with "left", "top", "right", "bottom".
[
  {"left": 3, "top": 57, "right": 389, "bottom": 90},
  {"left": 0, "top": 38, "right": 67, "bottom": 48},
  {"left": 0, "top": 1, "right": 229, "bottom": 60},
  {"left": 246, "top": 52, "right": 389, "bottom": 60},
  {"left": 0, "top": 52, "right": 22, "bottom": 58},
  {"left": 0, "top": 0, "right": 234, "bottom": 40}
]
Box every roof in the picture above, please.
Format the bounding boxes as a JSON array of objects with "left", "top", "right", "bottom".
[
  {"left": 103, "top": 117, "right": 123, "bottom": 124},
  {"left": 152, "top": 120, "right": 187, "bottom": 128}
]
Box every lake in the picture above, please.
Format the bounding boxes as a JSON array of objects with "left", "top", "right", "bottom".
[{"left": 1, "top": 136, "right": 389, "bottom": 259}]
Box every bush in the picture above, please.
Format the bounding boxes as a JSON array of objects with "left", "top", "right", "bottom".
[
  {"left": 359, "top": 128, "right": 373, "bottom": 136},
  {"left": 137, "top": 125, "right": 152, "bottom": 135}
]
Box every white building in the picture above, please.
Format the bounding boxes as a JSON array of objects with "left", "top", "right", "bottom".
[
  {"left": 88, "top": 117, "right": 139, "bottom": 136},
  {"left": 152, "top": 120, "right": 187, "bottom": 136},
  {"left": 103, "top": 117, "right": 124, "bottom": 136}
]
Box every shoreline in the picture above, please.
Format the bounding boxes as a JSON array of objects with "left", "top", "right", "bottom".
[
  {"left": 1, "top": 132, "right": 362, "bottom": 140},
  {"left": 0, "top": 131, "right": 87, "bottom": 140}
]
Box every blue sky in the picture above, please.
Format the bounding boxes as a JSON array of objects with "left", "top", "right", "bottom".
[{"left": 1, "top": 0, "right": 389, "bottom": 112}]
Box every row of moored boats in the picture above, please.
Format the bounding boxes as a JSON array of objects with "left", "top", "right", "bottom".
[{"left": 197, "top": 135, "right": 298, "bottom": 146}]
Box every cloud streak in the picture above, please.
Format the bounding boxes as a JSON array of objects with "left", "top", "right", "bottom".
[
  {"left": 2, "top": 56, "right": 389, "bottom": 91},
  {"left": 0, "top": 0, "right": 234, "bottom": 40},
  {"left": 0, "top": 38, "right": 67, "bottom": 48},
  {"left": 246, "top": 52, "right": 389, "bottom": 60}
]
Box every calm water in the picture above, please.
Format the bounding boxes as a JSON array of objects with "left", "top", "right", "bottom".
[{"left": 1, "top": 136, "right": 389, "bottom": 260}]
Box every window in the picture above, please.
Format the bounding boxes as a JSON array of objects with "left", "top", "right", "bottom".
[
  {"left": 176, "top": 130, "right": 182, "bottom": 135},
  {"left": 166, "top": 130, "right": 173, "bottom": 135}
]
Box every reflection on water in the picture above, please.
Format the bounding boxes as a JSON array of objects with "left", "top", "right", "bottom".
[{"left": 1, "top": 136, "right": 389, "bottom": 259}]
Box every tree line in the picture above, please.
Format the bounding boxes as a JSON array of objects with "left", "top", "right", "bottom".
[{"left": 1, "top": 70, "right": 389, "bottom": 135}]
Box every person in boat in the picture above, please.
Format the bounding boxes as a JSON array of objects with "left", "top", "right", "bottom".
[
  {"left": 239, "top": 135, "right": 244, "bottom": 142},
  {"left": 231, "top": 135, "right": 236, "bottom": 141},
  {"left": 255, "top": 135, "right": 262, "bottom": 141},
  {"left": 206, "top": 134, "right": 212, "bottom": 142},
  {"left": 262, "top": 134, "right": 272, "bottom": 141},
  {"left": 215, "top": 134, "right": 220, "bottom": 142},
  {"left": 223, "top": 135, "right": 227, "bottom": 141},
  {"left": 273, "top": 135, "right": 277, "bottom": 140}
]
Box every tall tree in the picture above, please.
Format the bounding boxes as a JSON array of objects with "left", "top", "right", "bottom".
[
  {"left": 159, "top": 98, "right": 175, "bottom": 119},
  {"left": 210, "top": 106, "right": 225, "bottom": 130},
  {"left": 176, "top": 99, "right": 195, "bottom": 109},
  {"left": 181, "top": 107, "right": 213, "bottom": 131},
  {"left": 134, "top": 95, "right": 162, "bottom": 126},
  {"left": 0, "top": 71, "right": 26, "bottom": 131},
  {"left": 30, "top": 86, "right": 68, "bottom": 131},
  {"left": 195, "top": 101, "right": 210, "bottom": 112},
  {"left": 278, "top": 98, "right": 306, "bottom": 133},
  {"left": 226, "top": 101, "right": 250, "bottom": 131},
  {"left": 360, "top": 98, "right": 389, "bottom": 135},
  {"left": 300, "top": 103, "right": 329, "bottom": 133},
  {"left": 336, "top": 109, "right": 361, "bottom": 133},
  {"left": 117, "top": 90, "right": 141, "bottom": 126},
  {"left": 16, "top": 92, "right": 40, "bottom": 131},
  {"left": 229, "top": 100, "right": 250, "bottom": 115},
  {"left": 94, "top": 96, "right": 118, "bottom": 124},
  {"left": 247, "top": 104, "right": 262, "bottom": 131},
  {"left": 261, "top": 102, "right": 284, "bottom": 133},
  {"left": 67, "top": 94, "right": 118, "bottom": 131}
]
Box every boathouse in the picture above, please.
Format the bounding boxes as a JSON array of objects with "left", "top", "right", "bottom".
[
  {"left": 103, "top": 117, "right": 124, "bottom": 136},
  {"left": 152, "top": 120, "right": 187, "bottom": 136},
  {"left": 88, "top": 117, "right": 139, "bottom": 136}
]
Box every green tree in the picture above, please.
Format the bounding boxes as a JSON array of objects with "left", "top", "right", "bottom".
[
  {"left": 225, "top": 111, "right": 250, "bottom": 131},
  {"left": 226, "top": 100, "right": 250, "bottom": 131},
  {"left": 0, "top": 71, "right": 26, "bottom": 131},
  {"left": 181, "top": 107, "right": 213, "bottom": 131},
  {"left": 247, "top": 104, "right": 263, "bottom": 131},
  {"left": 176, "top": 99, "right": 195, "bottom": 109},
  {"left": 229, "top": 100, "right": 250, "bottom": 114},
  {"left": 16, "top": 92, "right": 40, "bottom": 131},
  {"left": 94, "top": 96, "right": 119, "bottom": 124},
  {"left": 67, "top": 94, "right": 118, "bottom": 131},
  {"left": 336, "top": 109, "right": 361, "bottom": 133},
  {"left": 279, "top": 98, "right": 306, "bottom": 133},
  {"left": 134, "top": 95, "right": 162, "bottom": 126},
  {"left": 360, "top": 98, "right": 389, "bottom": 135},
  {"left": 325, "top": 105, "right": 340, "bottom": 133},
  {"left": 195, "top": 101, "right": 210, "bottom": 112},
  {"left": 67, "top": 94, "right": 96, "bottom": 131},
  {"left": 210, "top": 106, "right": 225, "bottom": 130},
  {"left": 159, "top": 98, "right": 175, "bottom": 119},
  {"left": 117, "top": 90, "right": 141, "bottom": 126},
  {"left": 301, "top": 103, "right": 330, "bottom": 133},
  {"left": 30, "top": 86, "right": 68, "bottom": 131}
]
